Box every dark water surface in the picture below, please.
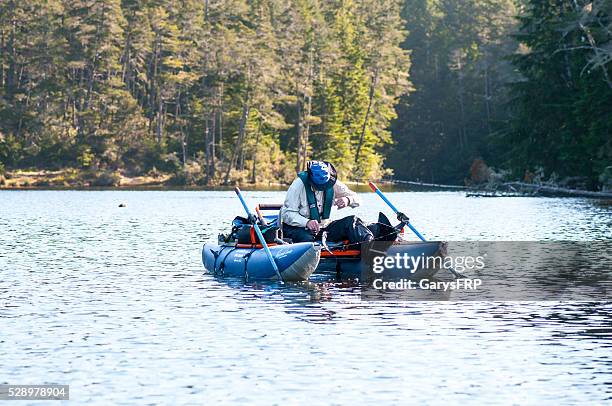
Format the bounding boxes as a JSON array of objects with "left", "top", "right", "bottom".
[{"left": 1, "top": 191, "right": 611, "bottom": 404}]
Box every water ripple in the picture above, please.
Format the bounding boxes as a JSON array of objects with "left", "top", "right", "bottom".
[{"left": 1, "top": 191, "right": 610, "bottom": 404}]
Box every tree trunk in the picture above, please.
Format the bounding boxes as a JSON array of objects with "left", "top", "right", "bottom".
[
  {"left": 121, "top": 10, "right": 136, "bottom": 85},
  {"left": 156, "top": 96, "right": 163, "bottom": 144},
  {"left": 250, "top": 121, "right": 262, "bottom": 184},
  {"left": 223, "top": 101, "right": 249, "bottom": 184},
  {"left": 177, "top": 89, "right": 186, "bottom": 169},
  {"left": 204, "top": 117, "right": 210, "bottom": 181},
  {"left": 181, "top": 132, "right": 187, "bottom": 169},
  {"left": 6, "top": 8, "right": 16, "bottom": 101},
  {"left": 151, "top": 33, "right": 162, "bottom": 141},
  {"left": 0, "top": 27, "right": 5, "bottom": 88},
  {"left": 321, "top": 86, "right": 327, "bottom": 138},
  {"left": 571, "top": 0, "right": 612, "bottom": 89},
  {"left": 302, "top": 93, "right": 312, "bottom": 167},
  {"left": 209, "top": 112, "right": 216, "bottom": 181},
  {"left": 456, "top": 55, "right": 467, "bottom": 151},
  {"left": 355, "top": 69, "right": 378, "bottom": 163},
  {"left": 85, "top": 3, "right": 106, "bottom": 113},
  {"left": 483, "top": 50, "right": 492, "bottom": 136},
  {"left": 300, "top": 52, "right": 314, "bottom": 168},
  {"left": 218, "top": 83, "right": 224, "bottom": 149},
  {"left": 295, "top": 97, "right": 303, "bottom": 173},
  {"left": 239, "top": 144, "right": 245, "bottom": 171}
]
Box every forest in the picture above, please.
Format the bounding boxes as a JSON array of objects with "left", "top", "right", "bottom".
[{"left": 0, "top": 0, "right": 610, "bottom": 188}]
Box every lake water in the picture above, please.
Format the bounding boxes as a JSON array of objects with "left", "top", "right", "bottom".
[{"left": 1, "top": 190, "right": 611, "bottom": 404}]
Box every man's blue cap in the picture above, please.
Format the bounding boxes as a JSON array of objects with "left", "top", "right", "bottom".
[{"left": 309, "top": 161, "right": 331, "bottom": 185}]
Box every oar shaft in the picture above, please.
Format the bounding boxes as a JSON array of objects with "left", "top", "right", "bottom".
[
  {"left": 369, "top": 182, "right": 400, "bottom": 213},
  {"left": 369, "top": 181, "right": 464, "bottom": 278},
  {"left": 369, "top": 182, "right": 426, "bottom": 241},
  {"left": 405, "top": 223, "right": 426, "bottom": 242},
  {"left": 236, "top": 188, "right": 251, "bottom": 214},
  {"left": 234, "top": 187, "right": 283, "bottom": 282}
]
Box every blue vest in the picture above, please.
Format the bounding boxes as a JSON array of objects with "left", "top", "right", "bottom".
[{"left": 297, "top": 171, "right": 334, "bottom": 221}]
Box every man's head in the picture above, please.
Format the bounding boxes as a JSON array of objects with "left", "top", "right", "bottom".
[{"left": 306, "top": 161, "right": 337, "bottom": 190}]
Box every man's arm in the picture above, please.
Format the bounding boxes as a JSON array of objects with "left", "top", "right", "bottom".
[
  {"left": 281, "top": 178, "right": 310, "bottom": 227},
  {"left": 333, "top": 180, "right": 360, "bottom": 208}
]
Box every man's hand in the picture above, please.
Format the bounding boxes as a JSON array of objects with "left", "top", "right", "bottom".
[
  {"left": 334, "top": 197, "right": 349, "bottom": 209},
  {"left": 306, "top": 220, "right": 320, "bottom": 234}
]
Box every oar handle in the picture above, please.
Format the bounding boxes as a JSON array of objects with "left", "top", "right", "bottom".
[
  {"left": 255, "top": 205, "right": 268, "bottom": 226},
  {"left": 234, "top": 187, "right": 283, "bottom": 282}
]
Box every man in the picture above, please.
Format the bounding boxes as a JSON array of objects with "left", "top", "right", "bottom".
[{"left": 281, "top": 161, "right": 374, "bottom": 244}]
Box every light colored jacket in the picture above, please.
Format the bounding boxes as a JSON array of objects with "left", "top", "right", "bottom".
[{"left": 281, "top": 177, "right": 360, "bottom": 228}]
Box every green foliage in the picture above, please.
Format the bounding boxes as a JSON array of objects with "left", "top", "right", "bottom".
[
  {"left": 77, "top": 146, "right": 95, "bottom": 169},
  {"left": 0, "top": 0, "right": 411, "bottom": 183},
  {"left": 0, "top": 0, "right": 607, "bottom": 187},
  {"left": 86, "top": 169, "right": 121, "bottom": 187},
  {"left": 505, "top": 0, "right": 612, "bottom": 187},
  {"left": 389, "top": 0, "right": 518, "bottom": 184}
]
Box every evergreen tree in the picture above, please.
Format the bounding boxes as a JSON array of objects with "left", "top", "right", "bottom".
[
  {"left": 390, "top": 0, "right": 517, "bottom": 183},
  {"left": 2, "top": 0, "right": 604, "bottom": 188},
  {"left": 507, "top": 0, "right": 611, "bottom": 186}
]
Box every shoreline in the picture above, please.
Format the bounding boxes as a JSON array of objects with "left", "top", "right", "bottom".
[
  {"left": 0, "top": 169, "right": 399, "bottom": 192},
  {"left": 0, "top": 169, "right": 292, "bottom": 191},
  {"left": 2, "top": 170, "right": 611, "bottom": 198}
]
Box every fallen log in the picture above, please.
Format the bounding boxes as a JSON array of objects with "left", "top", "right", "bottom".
[
  {"left": 504, "top": 182, "right": 612, "bottom": 199},
  {"left": 386, "top": 179, "right": 467, "bottom": 190},
  {"left": 466, "top": 190, "right": 530, "bottom": 198},
  {"left": 383, "top": 178, "right": 612, "bottom": 199}
]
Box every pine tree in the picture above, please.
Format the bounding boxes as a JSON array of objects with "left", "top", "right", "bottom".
[
  {"left": 390, "top": 0, "right": 517, "bottom": 183},
  {"left": 353, "top": 0, "right": 410, "bottom": 178},
  {"left": 507, "top": 0, "right": 611, "bottom": 187}
]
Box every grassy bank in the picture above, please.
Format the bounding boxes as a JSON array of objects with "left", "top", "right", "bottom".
[
  {"left": 0, "top": 169, "right": 300, "bottom": 190},
  {"left": 0, "top": 169, "right": 169, "bottom": 189},
  {"left": 0, "top": 169, "right": 395, "bottom": 192}
]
